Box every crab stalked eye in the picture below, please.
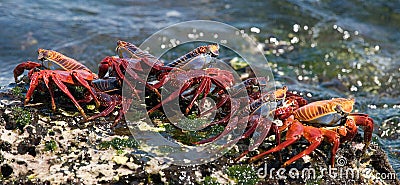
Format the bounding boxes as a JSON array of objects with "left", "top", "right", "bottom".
[
  {"left": 37, "top": 48, "right": 47, "bottom": 60},
  {"left": 208, "top": 44, "right": 219, "bottom": 57},
  {"left": 117, "top": 40, "right": 128, "bottom": 47},
  {"left": 331, "top": 98, "right": 354, "bottom": 113},
  {"left": 37, "top": 48, "right": 45, "bottom": 54}
]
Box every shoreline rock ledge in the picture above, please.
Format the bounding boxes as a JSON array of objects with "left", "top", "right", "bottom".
[{"left": 0, "top": 89, "right": 399, "bottom": 184}]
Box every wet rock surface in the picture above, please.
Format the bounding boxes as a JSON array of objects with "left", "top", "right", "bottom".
[{"left": 0, "top": 89, "right": 399, "bottom": 185}]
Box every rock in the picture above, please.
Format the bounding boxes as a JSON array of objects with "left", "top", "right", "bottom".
[
  {"left": 113, "top": 156, "right": 129, "bottom": 165},
  {"left": 0, "top": 87, "right": 399, "bottom": 185},
  {"left": 1, "top": 164, "right": 13, "bottom": 178}
]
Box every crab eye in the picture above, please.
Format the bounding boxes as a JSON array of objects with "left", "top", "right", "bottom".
[
  {"left": 208, "top": 44, "right": 219, "bottom": 56},
  {"left": 252, "top": 85, "right": 259, "bottom": 92},
  {"left": 334, "top": 105, "right": 348, "bottom": 116}
]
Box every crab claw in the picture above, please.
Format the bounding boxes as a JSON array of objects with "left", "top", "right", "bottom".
[
  {"left": 98, "top": 57, "right": 113, "bottom": 78},
  {"left": 13, "top": 61, "right": 42, "bottom": 82},
  {"left": 348, "top": 113, "right": 374, "bottom": 152}
]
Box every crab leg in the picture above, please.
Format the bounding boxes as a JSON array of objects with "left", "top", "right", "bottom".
[
  {"left": 282, "top": 127, "right": 339, "bottom": 167},
  {"left": 107, "top": 58, "right": 141, "bottom": 97},
  {"left": 100, "top": 57, "right": 161, "bottom": 97},
  {"left": 199, "top": 94, "right": 231, "bottom": 118},
  {"left": 125, "top": 59, "right": 166, "bottom": 97},
  {"left": 235, "top": 117, "right": 278, "bottom": 161},
  {"left": 89, "top": 101, "right": 117, "bottom": 121},
  {"left": 281, "top": 126, "right": 323, "bottom": 167},
  {"left": 248, "top": 119, "right": 280, "bottom": 152},
  {"left": 123, "top": 64, "right": 144, "bottom": 98},
  {"left": 71, "top": 71, "right": 100, "bottom": 108},
  {"left": 113, "top": 95, "right": 135, "bottom": 127},
  {"left": 42, "top": 73, "right": 56, "bottom": 110},
  {"left": 85, "top": 77, "right": 132, "bottom": 127},
  {"left": 87, "top": 91, "right": 118, "bottom": 121},
  {"left": 348, "top": 113, "right": 374, "bottom": 151},
  {"left": 199, "top": 80, "right": 255, "bottom": 117},
  {"left": 200, "top": 79, "right": 281, "bottom": 119},
  {"left": 147, "top": 80, "right": 195, "bottom": 114},
  {"left": 320, "top": 128, "right": 340, "bottom": 166},
  {"left": 185, "top": 78, "right": 211, "bottom": 114},
  {"left": 187, "top": 70, "right": 234, "bottom": 113},
  {"left": 195, "top": 96, "right": 274, "bottom": 145},
  {"left": 199, "top": 77, "right": 213, "bottom": 107},
  {"left": 51, "top": 73, "right": 88, "bottom": 120},
  {"left": 249, "top": 116, "right": 306, "bottom": 165},
  {"left": 24, "top": 72, "right": 42, "bottom": 105},
  {"left": 200, "top": 111, "right": 231, "bottom": 129},
  {"left": 250, "top": 115, "right": 341, "bottom": 167}
]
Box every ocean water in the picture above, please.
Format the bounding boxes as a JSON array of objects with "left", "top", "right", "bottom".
[{"left": 1, "top": 0, "right": 400, "bottom": 175}]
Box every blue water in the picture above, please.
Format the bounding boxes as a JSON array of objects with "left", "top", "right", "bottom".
[{"left": 1, "top": 0, "right": 400, "bottom": 175}]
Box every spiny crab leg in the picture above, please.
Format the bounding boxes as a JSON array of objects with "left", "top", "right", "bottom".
[
  {"left": 185, "top": 78, "right": 212, "bottom": 114},
  {"left": 198, "top": 77, "right": 267, "bottom": 118},
  {"left": 79, "top": 78, "right": 128, "bottom": 127},
  {"left": 234, "top": 117, "right": 280, "bottom": 161},
  {"left": 195, "top": 95, "right": 280, "bottom": 159},
  {"left": 51, "top": 73, "right": 89, "bottom": 120}
]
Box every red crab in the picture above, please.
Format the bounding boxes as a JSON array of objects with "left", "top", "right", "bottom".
[
  {"left": 250, "top": 98, "right": 374, "bottom": 167},
  {"left": 13, "top": 49, "right": 100, "bottom": 121},
  {"left": 95, "top": 41, "right": 223, "bottom": 124}
]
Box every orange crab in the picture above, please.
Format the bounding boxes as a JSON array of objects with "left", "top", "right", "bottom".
[{"left": 250, "top": 98, "right": 374, "bottom": 167}]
